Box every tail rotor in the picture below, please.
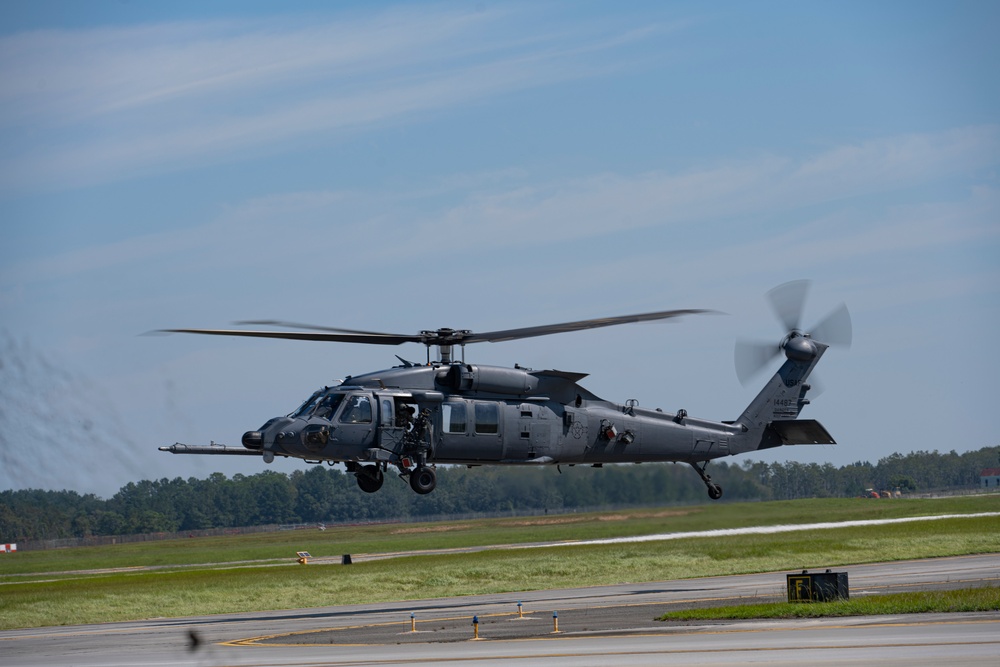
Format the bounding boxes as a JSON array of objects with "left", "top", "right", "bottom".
[{"left": 735, "top": 280, "right": 851, "bottom": 386}]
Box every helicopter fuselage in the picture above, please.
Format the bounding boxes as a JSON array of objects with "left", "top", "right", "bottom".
[
  {"left": 247, "top": 362, "right": 746, "bottom": 469},
  {"left": 158, "top": 286, "right": 848, "bottom": 499}
]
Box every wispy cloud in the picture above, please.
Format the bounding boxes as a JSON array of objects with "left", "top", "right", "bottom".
[
  {"left": 0, "top": 6, "right": 668, "bottom": 193},
  {"left": 0, "top": 8, "right": 489, "bottom": 124},
  {"left": 3, "top": 125, "right": 995, "bottom": 292},
  {"left": 394, "top": 125, "right": 1000, "bottom": 253}
]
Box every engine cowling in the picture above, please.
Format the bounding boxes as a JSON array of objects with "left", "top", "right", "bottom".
[{"left": 438, "top": 364, "right": 539, "bottom": 395}]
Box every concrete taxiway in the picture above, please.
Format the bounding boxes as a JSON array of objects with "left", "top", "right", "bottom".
[{"left": 1, "top": 553, "right": 998, "bottom": 666}]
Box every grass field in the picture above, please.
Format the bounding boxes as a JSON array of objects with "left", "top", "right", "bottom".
[{"left": 2, "top": 496, "right": 998, "bottom": 630}]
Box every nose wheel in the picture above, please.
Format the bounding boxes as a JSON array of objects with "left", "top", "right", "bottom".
[{"left": 690, "top": 461, "right": 723, "bottom": 500}]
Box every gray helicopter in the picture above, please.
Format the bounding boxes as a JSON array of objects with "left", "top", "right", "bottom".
[{"left": 159, "top": 280, "right": 850, "bottom": 499}]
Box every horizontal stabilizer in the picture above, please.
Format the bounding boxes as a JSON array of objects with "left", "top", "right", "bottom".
[
  {"left": 765, "top": 419, "right": 836, "bottom": 445},
  {"left": 159, "top": 443, "right": 263, "bottom": 456}
]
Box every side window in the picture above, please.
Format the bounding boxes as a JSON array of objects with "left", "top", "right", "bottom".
[
  {"left": 442, "top": 402, "right": 467, "bottom": 434},
  {"left": 474, "top": 402, "right": 499, "bottom": 435},
  {"left": 381, "top": 399, "right": 393, "bottom": 427},
  {"left": 340, "top": 395, "right": 372, "bottom": 423}
]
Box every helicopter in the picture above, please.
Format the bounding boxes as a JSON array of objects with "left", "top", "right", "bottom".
[{"left": 158, "top": 280, "right": 851, "bottom": 499}]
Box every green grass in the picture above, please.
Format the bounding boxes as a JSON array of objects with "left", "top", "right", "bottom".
[
  {"left": 1, "top": 496, "right": 998, "bottom": 630},
  {"left": 658, "top": 587, "right": 1000, "bottom": 620},
  {"left": 5, "top": 496, "right": 997, "bottom": 577}
]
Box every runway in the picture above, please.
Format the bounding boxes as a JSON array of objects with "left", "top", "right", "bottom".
[{"left": 1, "top": 553, "right": 998, "bottom": 666}]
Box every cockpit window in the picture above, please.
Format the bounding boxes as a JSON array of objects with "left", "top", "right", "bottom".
[
  {"left": 314, "top": 393, "right": 345, "bottom": 420},
  {"left": 339, "top": 395, "right": 373, "bottom": 423},
  {"left": 290, "top": 391, "right": 323, "bottom": 419}
]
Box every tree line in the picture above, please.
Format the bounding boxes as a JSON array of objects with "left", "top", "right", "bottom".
[{"left": 2, "top": 446, "right": 998, "bottom": 542}]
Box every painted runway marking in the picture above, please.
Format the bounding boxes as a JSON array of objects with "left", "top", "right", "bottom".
[{"left": 521, "top": 512, "right": 1000, "bottom": 548}]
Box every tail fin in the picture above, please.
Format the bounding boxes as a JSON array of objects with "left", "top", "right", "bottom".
[
  {"left": 727, "top": 281, "right": 850, "bottom": 455},
  {"left": 730, "top": 338, "right": 835, "bottom": 453}
]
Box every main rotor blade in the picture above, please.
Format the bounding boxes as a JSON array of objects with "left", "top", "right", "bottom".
[
  {"left": 735, "top": 339, "right": 781, "bottom": 386},
  {"left": 158, "top": 328, "right": 422, "bottom": 346},
  {"left": 162, "top": 308, "right": 715, "bottom": 349},
  {"left": 235, "top": 320, "right": 410, "bottom": 337},
  {"left": 767, "top": 280, "right": 810, "bottom": 333},
  {"left": 809, "top": 302, "right": 852, "bottom": 348},
  {"left": 464, "top": 309, "right": 716, "bottom": 344}
]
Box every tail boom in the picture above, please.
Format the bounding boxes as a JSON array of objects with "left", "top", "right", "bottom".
[{"left": 730, "top": 339, "right": 834, "bottom": 454}]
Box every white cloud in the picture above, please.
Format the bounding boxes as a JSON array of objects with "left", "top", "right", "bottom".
[
  {"left": 787, "top": 127, "right": 1000, "bottom": 198},
  {"left": 0, "top": 6, "right": 666, "bottom": 192},
  {"left": 0, "top": 8, "right": 491, "bottom": 125},
  {"left": 392, "top": 125, "right": 1000, "bottom": 254},
  {"left": 2, "top": 125, "right": 996, "bottom": 292},
  {"left": 0, "top": 223, "right": 205, "bottom": 285}
]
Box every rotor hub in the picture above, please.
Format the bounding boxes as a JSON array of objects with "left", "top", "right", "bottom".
[{"left": 782, "top": 333, "right": 818, "bottom": 362}]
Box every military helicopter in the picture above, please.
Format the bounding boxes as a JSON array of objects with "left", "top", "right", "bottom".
[{"left": 158, "top": 280, "right": 850, "bottom": 499}]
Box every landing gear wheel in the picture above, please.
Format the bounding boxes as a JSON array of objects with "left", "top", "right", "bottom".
[
  {"left": 689, "top": 461, "right": 723, "bottom": 501},
  {"left": 409, "top": 466, "right": 436, "bottom": 495},
  {"left": 356, "top": 465, "right": 384, "bottom": 493}
]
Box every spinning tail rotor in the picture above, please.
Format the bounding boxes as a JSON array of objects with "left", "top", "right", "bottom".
[{"left": 734, "top": 280, "right": 852, "bottom": 386}]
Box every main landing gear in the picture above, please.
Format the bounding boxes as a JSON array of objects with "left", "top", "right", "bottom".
[
  {"left": 400, "top": 407, "right": 436, "bottom": 495},
  {"left": 348, "top": 461, "right": 436, "bottom": 495},
  {"left": 354, "top": 464, "right": 384, "bottom": 493},
  {"left": 408, "top": 466, "right": 437, "bottom": 495},
  {"left": 690, "top": 461, "right": 723, "bottom": 500}
]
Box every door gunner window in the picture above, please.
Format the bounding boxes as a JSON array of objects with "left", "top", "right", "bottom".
[
  {"left": 474, "top": 402, "right": 499, "bottom": 434},
  {"left": 340, "top": 395, "right": 372, "bottom": 423}
]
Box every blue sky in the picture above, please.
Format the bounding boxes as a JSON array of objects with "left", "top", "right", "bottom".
[{"left": 1, "top": 1, "right": 998, "bottom": 496}]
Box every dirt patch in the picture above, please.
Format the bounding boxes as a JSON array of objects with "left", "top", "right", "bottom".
[
  {"left": 503, "top": 517, "right": 590, "bottom": 527},
  {"left": 646, "top": 509, "right": 702, "bottom": 519},
  {"left": 390, "top": 525, "right": 472, "bottom": 535}
]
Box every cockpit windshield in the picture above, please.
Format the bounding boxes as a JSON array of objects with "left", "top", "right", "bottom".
[
  {"left": 290, "top": 391, "right": 322, "bottom": 419},
  {"left": 290, "top": 390, "right": 346, "bottom": 420}
]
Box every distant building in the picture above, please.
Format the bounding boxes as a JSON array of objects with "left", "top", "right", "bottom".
[{"left": 981, "top": 468, "right": 1000, "bottom": 490}]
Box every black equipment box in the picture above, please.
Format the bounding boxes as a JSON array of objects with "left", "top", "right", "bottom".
[{"left": 787, "top": 569, "right": 849, "bottom": 602}]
